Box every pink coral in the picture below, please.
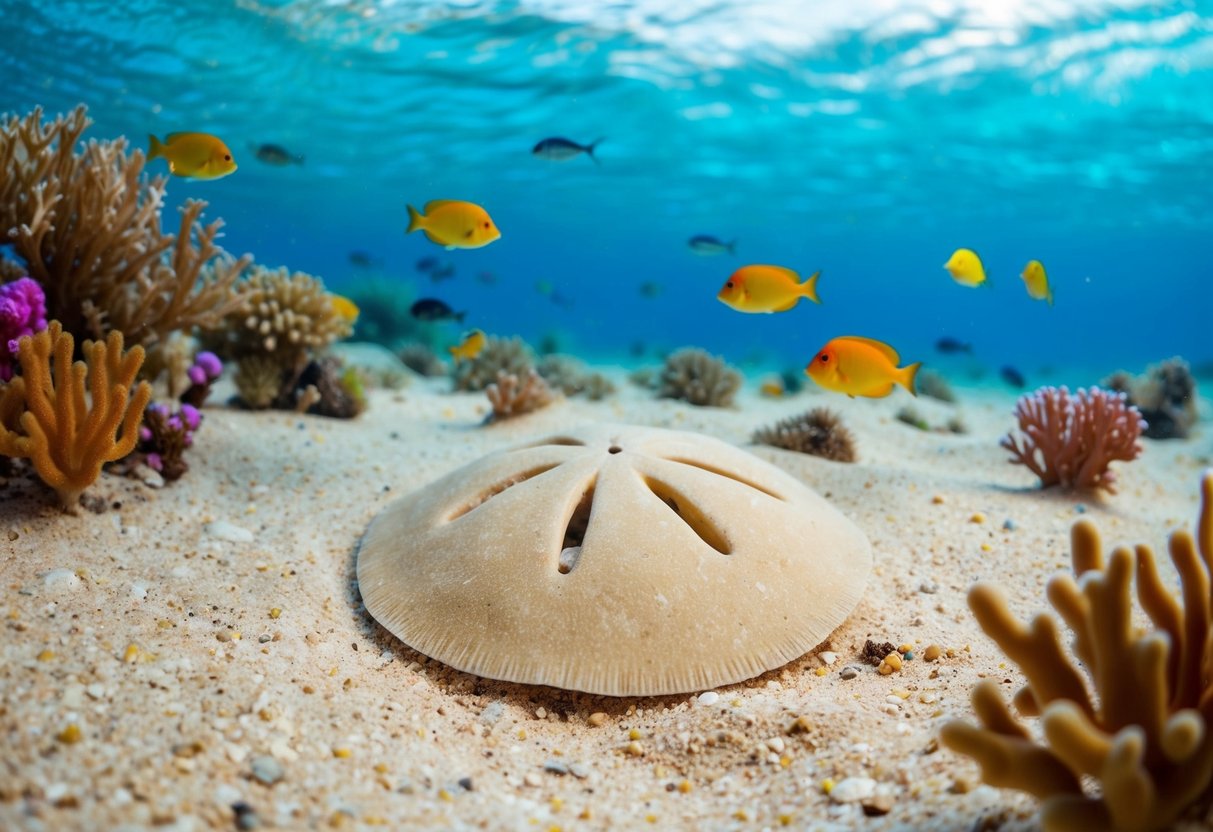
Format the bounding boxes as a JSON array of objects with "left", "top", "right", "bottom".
[
  {"left": 0, "top": 277, "right": 47, "bottom": 381},
  {"left": 1000, "top": 385, "right": 1146, "bottom": 493}
]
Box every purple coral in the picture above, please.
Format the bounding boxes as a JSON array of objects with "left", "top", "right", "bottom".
[
  {"left": 0, "top": 277, "right": 48, "bottom": 381},
  {"left": 137, "top": 402, "right": 203, "bottom": 481},
  {"left": 181, "top": 350, "right": 223, "bottom": 408},
  {"left": 1000, "top": 385, "right": 1147, "bottom": 493}
]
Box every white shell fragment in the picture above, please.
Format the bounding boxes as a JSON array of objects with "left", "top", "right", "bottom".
[{"left": 357, "top": 424, "right": 872, "bottom": 696}]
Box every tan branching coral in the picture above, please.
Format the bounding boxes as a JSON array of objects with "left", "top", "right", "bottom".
[
  {"left": 0, "top": 105, "right": 250, "bottom": 347},
  {"left": 658, "top": 348, "right": 741, "bottom": 407},
  {"left": 752, "top": 407, "right": 857, "bottom": 462},
  {"left": 484, "top": 369, "right": 557, "bottom": 422},
  {"left": 941, "top": 471, "right": 1213, "bottom": 832},
  {"left": 0, "top": 321, "right": 151, "bottom": 510},
  {"left": 1000, "top": 385, "right": 1146, "bottom": 493}
]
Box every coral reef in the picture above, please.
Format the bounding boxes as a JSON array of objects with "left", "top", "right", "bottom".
[
  {"left": 180, "top": 351, "right": 223, "bottom": 408},
  {"left": 1104, "top": 357, "right": 1199, "bottom": 440},
  {"left": 0, "top": 321, "right": 151, "bottom": 510},
  {"left": 752, "top": 408, "right": 857, "bottom": 463},
  {"left": 0, "top": 106, "right": 249, "bottom": 348},
  {"left": 233, "top": 355, "right": 288, "bottom": 410},
  {"left": 137, "top": 403, "right": 200, "bottom": 481},
  {"left": 484, "top": 369, "right": 556, "bottom": 422},
  {"left": 0, "top": 276, "right": 47, "bottom": 381},
  {"left": 398, "top": 343, "right": 446, "bottom": 378},
  {"left": 1000, "top": 386, "right": 1146, "bottom": 493},
  {"left": 941, "top": 471, "right": 1213, "bottom": 832},
  {"left": 658, "top": 348, "right": 741, "bottom": 407},
  {"left": 453, "top": 335, "right": 533, "bottom": 392},
  {"left": 295, "top": 358, "right": 367, "bottom": 419}
]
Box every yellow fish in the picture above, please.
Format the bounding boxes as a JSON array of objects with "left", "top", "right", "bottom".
[
  {"left": 406, "top": 200, "right": 501, "bottom": 250},
  {"left": 759, "top": 379, "right": 785, "bottom": 398},
  {"left": 148, "top": 132, "right": 237, "bottom": 180},
  {"left": 449, "top": 329, "right": 487, "bottom": 363},
  {"left": 330, "top": 294, "right": 360, "bottom": 323},
  {"left": 717, "top": 265, "right": 821, "bottom": 313},
  {"left": 805, "top": 336, "right": 921, "bottom": 398},
  {"left": 1021, "top": 259, "right": 1053, "bottom": 305},
  {"left": 943, "top": 248, "right": 988, "bottom": 287}
]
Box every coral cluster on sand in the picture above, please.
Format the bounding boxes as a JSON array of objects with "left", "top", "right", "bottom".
[
  {"left": 942, "top": 472, "right": 1213, "bottom": 832},
  {"left": 453, "top": 335, "right": 533, "bottom": 392},
  {"left": 658, "top": 348, "right": 742, "bottom": 407},
  {"left": 0, "top": 322, "right": 150, "bottom": 510},
  {"left": 1001, "top": 385, "right": 1145, "bottom": 493},
  {"left": 752, "top": 408, "right": 857, "bottom": 462},
  {"left": 536, "top": 354, "right": 615, "bottom": 400},
  {"left": 399, "top": 342, "right": 447, "bottom": 378},
  {"left": 0, "top": 106, "right": 249, "bottom": 351},
  {"left": 0, "top": 276, "right": 47, "bottom": 381},
  {"left": 1105, "top": 357, "right": 1199, "bottom": 440},
  {"left": 484, "top": 369, "right": 557, "bottom": 422}
]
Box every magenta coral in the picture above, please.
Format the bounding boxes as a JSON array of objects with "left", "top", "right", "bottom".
[
  {"left": 0, "top": 277, "right": 47, "bottom": 381},
  {"left": 1000, "top": 385, "right": 1146, "bottom": 493}
]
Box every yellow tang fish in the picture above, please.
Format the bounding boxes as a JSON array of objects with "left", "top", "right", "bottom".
[
  {"left": 330, "top": 294, "right": 360, "bottom": 323},
  {"left": 406, "top": 200, "right": 501, "bottom": 250},
  {"left": 1020, "top": 259, "right": 1053, "bottom": 305},
  {"left": 148, "top": 132, "right": 237, "bottom": 180},
  {"left": 717, "top": 265, "right": 821, "bottom": 313},
  {"left": 805, "top": 335, "right": 921, "bottom": 399},
  {"left": 943, "top": 248, "right": 988, "bottom": 287},
  {"left": 449, "top": 329, "right": 487, "bottom": 363},
  {"left": 759, "top": 379, "right": 785, "bottom": 398}
]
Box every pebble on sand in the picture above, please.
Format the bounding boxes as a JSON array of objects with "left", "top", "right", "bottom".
[{"left": 204, "top": 520, "right": 255, "bottom": 543}]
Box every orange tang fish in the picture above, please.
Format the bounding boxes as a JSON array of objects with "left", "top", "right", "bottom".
[
  {"left": 717, "top": 265, "right": 821, "bottom": 313},
  {"left": 806, "top": 336, "right": 921, "bottom": 398}
]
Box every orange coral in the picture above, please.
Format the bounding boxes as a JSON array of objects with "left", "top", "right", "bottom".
[
  {"left": 942, "top": 471, "right": 1213, "bottom": 831},
  {"left": 0, "top": 321, "right": 151, "bottom": 510}
]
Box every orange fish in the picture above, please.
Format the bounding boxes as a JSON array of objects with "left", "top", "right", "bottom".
[
  {"left": 805, "top": 336, "right": 921, "bottom": 398},
  {"left": 717, "top": 265, "right": 821, "bottom": 313},
  {"left": 760, "top": 379, "right": 785, "bottom": 398}
]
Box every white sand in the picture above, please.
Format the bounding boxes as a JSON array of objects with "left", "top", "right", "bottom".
[{"left": 1, "top": 372, "right": 1209, "bottom": 831}]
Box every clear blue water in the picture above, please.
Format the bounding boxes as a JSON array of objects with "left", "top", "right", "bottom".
[{"left": 3, "top": 0, "right": 1211, "bottom": 384}]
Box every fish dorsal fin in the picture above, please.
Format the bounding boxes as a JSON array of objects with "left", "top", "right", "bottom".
[
  {"left": 165, "top": 132, "right": 195, "bottom": 143},
  {"left": 425, "top": 199, "right": 461, "bottom": 212},
  {"left": 840, "top": 336, "right": 900, "bottom": 364},
  {"left": 765, "top": 265, "right": 799, "bottom": 283}
]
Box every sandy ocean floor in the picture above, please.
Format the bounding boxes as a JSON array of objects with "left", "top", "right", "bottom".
[{"left": 2, "top": 366, "right": 1210, "bottom": 832}]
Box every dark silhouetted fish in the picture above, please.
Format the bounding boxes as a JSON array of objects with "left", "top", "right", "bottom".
[
  {"left": 688, "top": 235, "right": 736, "bottom": 255},
  {"left": 250, "top": 143, "right": 304, "bottom": 166},
  {"left": 415, "top": 256, "right": 440, "bottom": 273},
  {"left": 639, "top": 281, "right": 662, "bottom": 299},
  {"left": 1000, "top": 365, "right": 1026, "bottom": 388},
  {"left": 429, "top": 263, "right": 456, "bottom": 282},
  {"left": 935, "top": 337, "right": 972, "bottom": 355},
  {"left": 410, "top": 298, "right": 466, "bottom": 323},
  {"left": 348, "top": 250, "right": 378, "bottom": 268},
  {"left": 476, "top": 271, "right": 497, "bottom": 286},
  {"left": 532, "top": 137, "right": 603, "bottom": 164}
]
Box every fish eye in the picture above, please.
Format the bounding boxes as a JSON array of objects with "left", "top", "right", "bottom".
[
  {"left": 483, "top": 222, "right": 490, "bottom": 228},
  {"left": 725, "top": 281, "right": 733, "bottom": 288},
  {"left": 224, "top": 154, "right": 231, "bottom": 161},
  {"left": 819, "top": 354, "right": 829, "bottom": 363}
]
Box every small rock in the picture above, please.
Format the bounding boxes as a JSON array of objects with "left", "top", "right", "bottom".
[
  {"left": 249, "top": 756, "right": 284, "bottom": 786},
  {"left": 829, "top": 777, "right": 877, "bottom": 804},
  {"left": 543, "top": 759, "right": 569, "bottom": 776},
  {"left": 923, "top": 644, "right": 943, "bottom": 662},
  {"left": 232, "top": 801, "right": 259, "bottom": 830},
  {"left": 523, "top": 772, "right": 542, "bottom": 787},
  {"left": 204, "top": 520, "right": 254, "bottom": 543},
  {"left": 140, "top": 466, "right": 165, "bottom": 489},
  {"left": 479, "top": 701, "right": 505, "bottom": 726},
  {"left": 85, "top": 683, "right": 105, "bottom": 700},
  {"left": 567, "top": 763, "right": 590, "bottom": 779},
  {"left": 918, "top": 581, "right": 939, "bottom": 594},
  {"left": 862, "top": 794, "right": 895, "bottom": 816},
  {"left": 696, "top": 691, "right": 720, "bottom": 706},
  {"left": 819, "top": 651, "right": 838, "bottom": 665},
  {"left": 42, "top": 568, "right": 82, "bottom": 592},
  {"left": 1002, "top": 519, "right": 1017, "bottom": 531},
  {"left": 457, "top": 776, "right": 473, "bottom": 791},
  {"left": 839, "top": 665, "right": 860, "bottom": 680},
  {"left": 587, "top": 712, "right": 607, "bottom": 727}
]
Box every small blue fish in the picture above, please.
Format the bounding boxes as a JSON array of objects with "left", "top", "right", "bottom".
[
  {"left": 688, "top": 235, "right": 736, "bottom": 256},
  {"left": 935, "top": 337, "right": 972, "bottom": 355},
  {"left": 532, "top": 137, "right": 603, "bottom": 164},
  {"left": 1000, "top": 365, "right": 1026, "bottom": 388}
]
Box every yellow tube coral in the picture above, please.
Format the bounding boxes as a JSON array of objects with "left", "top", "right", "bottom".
[
  {"left": 0, "top": 321, "right": 151, "bottom": 511},
  {"left": 941, "top": 471, "right": 1213, "bottom": 832}
]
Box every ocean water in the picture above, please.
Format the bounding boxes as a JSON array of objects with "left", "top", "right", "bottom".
[{"left": 3, "top": 0, "right": 1211, "bottom": 387}]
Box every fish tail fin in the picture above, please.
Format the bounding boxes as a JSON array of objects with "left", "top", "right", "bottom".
[
  {"left": 801, "top": 270, "right": 822, "bottom": 304},
  {"left": 728, "top": 240, "right": 737, "bottom": 255},
  {"left": 901, "top": 362, "right": 923, "bottom": 396},
  {"left": 587, "top": 137, "right": 604, "bottom": 164},
  {"left": 405, "top": 204, "right": 424, "bottom": 234},
  {"left": 148, "top": 134, "right": 165, "bottom": 160}
]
